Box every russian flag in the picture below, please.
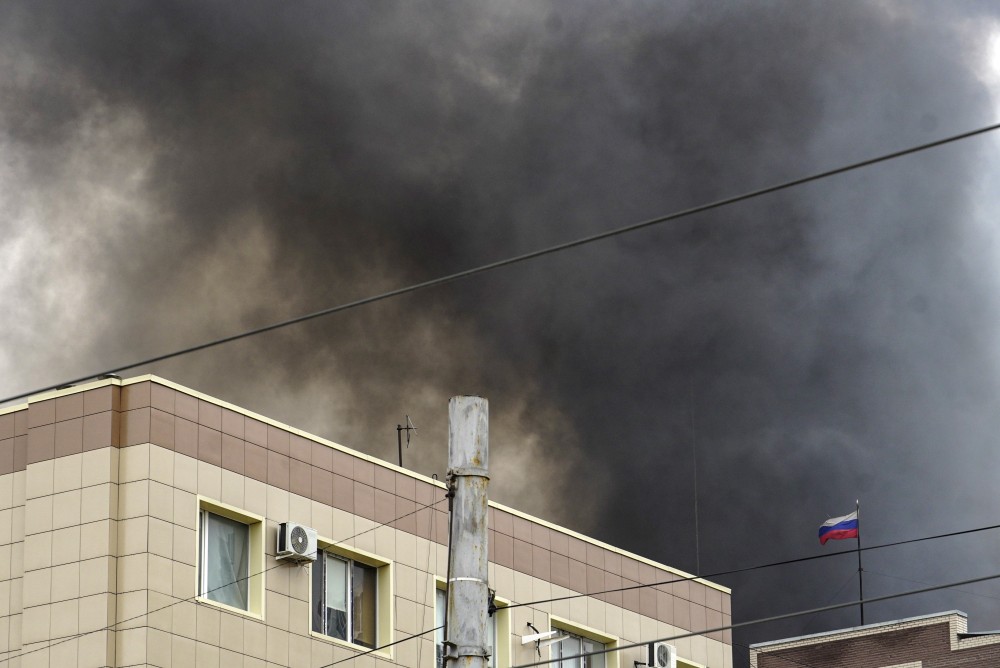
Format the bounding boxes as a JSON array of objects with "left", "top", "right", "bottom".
[{"left": 818, "top": 511, "right": 859, "bottom": 545}]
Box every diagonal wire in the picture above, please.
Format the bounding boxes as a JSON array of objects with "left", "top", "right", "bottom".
[
  {"left": 796, "top": 568, "right": 860, "bottom": 635},
  {"left": 0, "top": 495, "right": 448, "bottom": 665},
  {"left": 866, "top": 568, "right": 1000, "bottom": 604},
  {"left": 510, "top": 571, "right": 1000, "bottom": 668},
  {"left": 3, "top": 120, "right": 1000, "bottom": 407},
  {"left": 504, "top": 520, "right": 1000, "bottom": 610}
]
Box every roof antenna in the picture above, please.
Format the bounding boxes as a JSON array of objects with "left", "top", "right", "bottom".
[{"left": 396, "top": 415, "right": 417, "bottom": 468}]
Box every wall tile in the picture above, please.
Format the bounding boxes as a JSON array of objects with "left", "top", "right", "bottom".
[
  {"left": 332, "top": 474, "right": 353, "bottom": 513},
  {"left": 267, "top": 451, "right": 290, "bottom": 490},
  {"left": 14, "top": 409, "right": 28, "bottom": 436},
  {"left": 244, "top": 443, "right": 268, "bottom": 484},
  {"left": 605, "top": 572, "right": 623, "bottom": 607},
  {"left": 198, "top": 426, "right": 222, "bottom": 467},
  {"left": 512, "top": 516, "right": 532, "bottom": 542},
  {"left": 198, "top": 400, "right": 222, "bottom": 431},
  {"left": 394, "top": 496, "right": 416, "bottom": 534},
  {"left": 220, "top": 409, "right": 243, "bottom": 439},
  {"left": 0, "top": 440, "right": 12, "bottom": 476},
  {"left": 121, "top": 408, "right": 150, "bottom": 447},
  {"left": 569, "top": 559, "right": 587, "bottom": 594},
  {"left": 0, "top": 415, "right": 12, "bottom": 440},
  {"left": 311, "top": 442, "right": 333, "bottom": 472},
  {"left": 330, "top": 449, "right": 353, "bottom": 478},
  {"left": 289, "top": 435, "right": 312, "bottom": 464},
  {"left": 549, "top": 552, "right": 570, "bottom": 589},
  {"left": 395, "top": 473, "right": 416, "bottom": 501},
  {"left": 175, "top": 392, "right": 198, "bottom": 423},
  {"left": 311, "top": 468, "right": 333, "bottom": 507},
  {"left": 512, "top": 539, "right": 532, "bottom": 574},
  {"left": 121, "top": 382, "right": 151, "bottom": 411},
  {"left": 689, "top": 581, "right": 706, "bottom": 607},
  {"left": 221, "top": 435, "right": 244, "bottom": 475},
  {"left": 531, "top": 545, "right": 551, "bottom": 581},
  {"left": 374, "top": 489, "right": 395, "bottom": 524},
  {"left": 55, "top": 394, "right": 84, "bottom": 422},
  {"left": 14, "top": 434, "right": 27, "bottom": 471},
  {"left": 83, "top": 386, "right": 116, "bottom": 416},
  {"left": 354, "top": 459, "right": 374, "bottom": 486},
  {"left": 150, "top": 383, "right": 175, "bottom": 413},
  {"left": 673, "top": 597, "right": 691, "bottom": 631},
  {"left": 27, "top": 424, "right": 55, "bottom": 464},
  {"left": 266, "top": 425, "right": 289, "bottom": 456},
  {"left": 289, "top": 458, "right": 311, "bottom": 498},
  {"left": 245, "top": 417, "right": 267, "bottom": 447},
  {"left": 374, "top": 465, "right": 394, "bottom": 493},
  {"left": 493, "top": 511, "right": 513, "bottom": 537},
  {"left": 354, "top": 482, "right": 375, "bottom": 520},
  {"left": 28, "top": 399, "right": 55, "bottom": 428},
  {"left": 150, "top": 409, "right": 175, "bottom": 450},
  {"left": 82, "top": 411, "right": 115, "bottom": 452}
]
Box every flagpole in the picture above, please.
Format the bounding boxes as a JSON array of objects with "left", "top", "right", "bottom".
[{"left": 857, "top": 499, "right": 864, "bottom": 625}]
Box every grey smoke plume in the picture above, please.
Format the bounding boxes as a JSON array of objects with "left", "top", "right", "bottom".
[{"left": 3, "top": 1, "right": 1000, "bottom": 663}]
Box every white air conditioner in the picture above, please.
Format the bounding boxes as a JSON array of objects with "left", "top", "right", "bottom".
[
  {"left": 276, "top": 522, "right": 318, "bottom": 562},
  {"left": 647, "top": 642, "right": 677, "bottom": 668}
]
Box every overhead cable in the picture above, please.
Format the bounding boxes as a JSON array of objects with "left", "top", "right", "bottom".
[
  {"left": 510, "top": 571, "right": 1000, "bottom": 668},
  {"left": 504, "top": 520, "right": 1000, "bottom": 610},
  {"left": 0, "top": 496, "right": 447, "bottom": 665},
  {"left": 3, "top": 121, "right": 1000, "bottom": 406}
]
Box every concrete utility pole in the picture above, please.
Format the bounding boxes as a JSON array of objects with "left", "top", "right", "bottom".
[{"left": 444, "top": 396, "right": 490, "bottom": 668}]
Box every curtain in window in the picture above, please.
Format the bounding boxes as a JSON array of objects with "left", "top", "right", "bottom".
[
  {"left": 325, "top": 554, "right": 349, "bottom": 640},
  {"left": 204, "top": 512, "right": 249, "bottom": 610}
]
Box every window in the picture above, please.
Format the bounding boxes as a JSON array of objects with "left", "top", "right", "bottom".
[
  {"left": 200, "top": 511, "right": 249, "bottom": 608},
  {"left": 554, "top": 632, "right": 605, "bottom": 668},
  {"left": 313, "top": 552, "right": 378, "bottom": 647},
  {"left": 549, "top": 618, "right": 617, "bottom": 668},
  {"left": 196, "top": 499, "right": 264, "bottom": 617},
  {"left": 436, "top": 585, "right": 509, "bottom": 668}
]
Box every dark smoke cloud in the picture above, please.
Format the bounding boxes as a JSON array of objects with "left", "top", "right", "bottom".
[{"left": 2, "top": 2, "right": 1000, "bottom": 664}]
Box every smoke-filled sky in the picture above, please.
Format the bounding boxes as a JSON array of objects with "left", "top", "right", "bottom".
[{"left": 4, "top": 1, "right": 1000, "bottom": 663}]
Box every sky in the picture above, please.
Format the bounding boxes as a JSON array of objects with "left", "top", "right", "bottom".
[{"left": 3, "top": 1, "right": 1000, "bottom": 664}]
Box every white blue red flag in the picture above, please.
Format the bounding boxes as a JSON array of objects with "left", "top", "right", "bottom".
[{"left": 818, "top": 511, "right": 859, "bottom": 545}]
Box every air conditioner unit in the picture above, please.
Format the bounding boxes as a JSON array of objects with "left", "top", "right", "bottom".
[
  {"left": 277, "top": 522, "right": 318, "bottom": 562},
  {"left": 647, "top": 642, "right": 677, "bottom": 668}
]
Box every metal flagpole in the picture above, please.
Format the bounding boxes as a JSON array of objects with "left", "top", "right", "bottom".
[{"left": 857, "top": 499, "right": 864, "bottom": 625}]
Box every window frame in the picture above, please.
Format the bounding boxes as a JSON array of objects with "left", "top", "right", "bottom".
[
  {"left": 435, "top": 580, "right": 510, "bottom": 668},
  {"left": 310, "top": 539, "right": 394, "bottom": 655},
  {"left": 195, "top": 497, "right": 265, "bottom": 619},
  {"left": 548, "top": 616, "right": 619, "bottom": 668}
]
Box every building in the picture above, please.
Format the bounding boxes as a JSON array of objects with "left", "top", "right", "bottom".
[
  {"left": 750, "top": 610, "right": 1000, "bottom": 667},
  {"left": 0, "top": 375, "right": 733, "bottom": 667}
]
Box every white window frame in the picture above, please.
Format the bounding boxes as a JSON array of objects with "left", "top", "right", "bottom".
[
  {"left": 195, "top": 497, "right": 265, "bottom": 618},
  {"left": 309, "top": 539, "right": 393, "bottom": 656}
]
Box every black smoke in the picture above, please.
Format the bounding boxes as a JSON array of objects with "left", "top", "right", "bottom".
[{"left": 2, "top": 2, "right": 1000, "bottom": 664}]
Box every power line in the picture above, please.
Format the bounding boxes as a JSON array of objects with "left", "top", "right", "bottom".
[
  {"left": 504, "top": 520, "right": 1000, "bottom": 610},
  {"left": 866, "top": 568, "right": 1000, "bottom": 604},
  {"left": 0, "top": 496, "right": 447, "bottom": 665},
  {"left": 321, "top": 625, "right": 444, "bottom": 668},
  {"left": 4, "top": 121, "right": 999, "bottom": 407},
  {"left": 510, "top": 571, "right": 1000, "bottom": 668}
]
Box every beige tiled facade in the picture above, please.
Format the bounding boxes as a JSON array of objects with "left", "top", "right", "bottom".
[{"left": 0, "top": 376, "right": 732, "bottom": 668}]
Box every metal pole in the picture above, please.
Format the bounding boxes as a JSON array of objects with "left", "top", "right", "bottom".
[
  {"left": 398, "top": 424, "right": 403, "bottom": 467},
  {"left": 444, "top": 397, "right": 490, "bottom": 668},
  {"left": 857, "top": 499, "right": 864, "bottom": 626}
]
